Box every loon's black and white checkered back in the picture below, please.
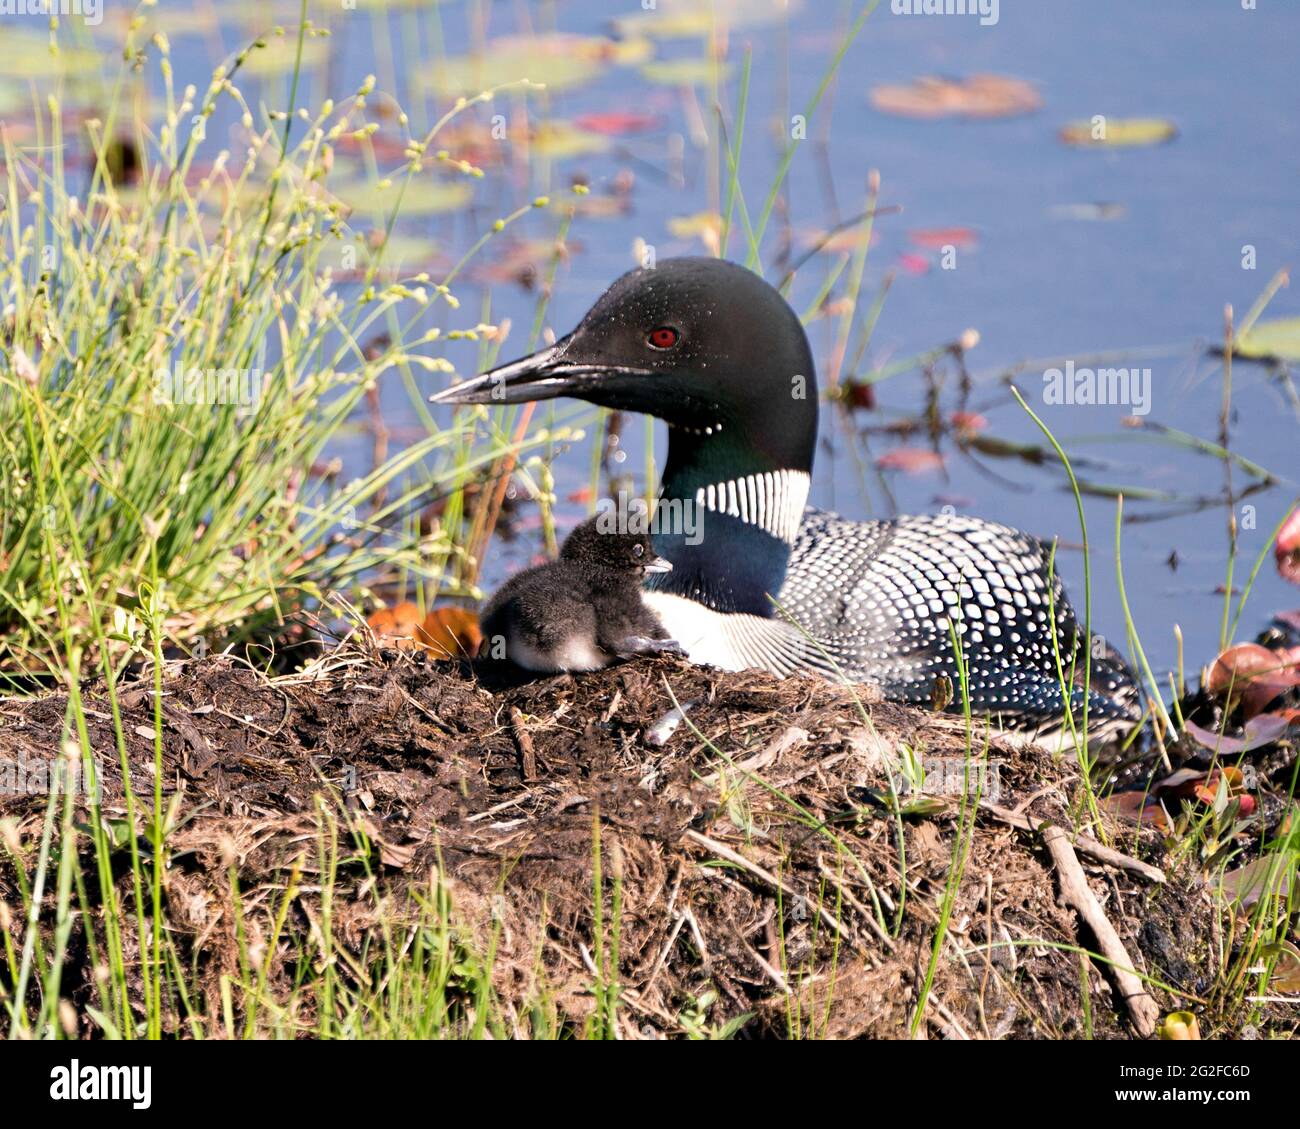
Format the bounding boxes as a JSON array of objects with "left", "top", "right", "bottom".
[{"left": 778, "top": 510, "right": 1142, "bottom": 735}]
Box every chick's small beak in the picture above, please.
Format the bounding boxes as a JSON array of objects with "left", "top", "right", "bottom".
[{"left": 643, "top": 556, "right": 673, "bottom": 575}]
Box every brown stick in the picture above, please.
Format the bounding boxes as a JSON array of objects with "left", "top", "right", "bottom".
[
  {"left": 1040, "top": 824, "right": 1160, "bottom": 1038},
  {"left": 509, "top": 707, "right": 537, "bottom": 782},
  {"left": 979, "top": 801, "right": 1165, "bottom": 884}
]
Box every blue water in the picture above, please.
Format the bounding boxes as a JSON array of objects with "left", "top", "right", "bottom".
[{"left": 30, "top": 0, "right": 1300, "bottom": 680}]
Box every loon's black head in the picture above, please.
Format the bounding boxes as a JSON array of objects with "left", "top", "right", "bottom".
[{"left": 430, "top": 257, "right": 819, "bottom": 475}]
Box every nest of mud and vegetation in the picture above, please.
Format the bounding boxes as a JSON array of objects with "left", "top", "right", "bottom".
[{"left": 0, "top": 644, "right": 1294, "bottom": 1040}]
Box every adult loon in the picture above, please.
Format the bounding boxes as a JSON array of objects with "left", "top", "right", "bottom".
[
  {"left": 478, "top": 515, "right": 680, "bottom": 672},
  {"left": 432, "top": 258, "right": 1142, "bottom": 738}
]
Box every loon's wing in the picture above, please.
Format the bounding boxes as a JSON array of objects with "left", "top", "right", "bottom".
[{"left": 778, "top": 509, "right": 1141, "bottom": 731}]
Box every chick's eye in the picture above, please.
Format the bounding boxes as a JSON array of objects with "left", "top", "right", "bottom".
[
  {"left": 647, "top": 326, "right": 679, "bottom": 350},
  {"left": 632, "top": 543, "right": 645, "bottom": 557}
]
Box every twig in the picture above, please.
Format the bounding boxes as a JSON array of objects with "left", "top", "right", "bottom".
[
  {"left": 508, "top": 707, "right": 537, "bottom": 782},
  {"left": 1040, "top": 824, "right": 1160, "bottom": 1038},
  {"left": 684, "top": 829, "right": 849, "bottom": 942},
  {"left": 700, "top": 725, "right": 809, "bottom": 785},
  {"left": 978, "top": 801, "right": 1165, "bottom": 884}
]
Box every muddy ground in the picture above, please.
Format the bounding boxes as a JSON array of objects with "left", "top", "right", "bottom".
[{"left": 0, "top": 647, "right": 1291, "bottom": 1039}]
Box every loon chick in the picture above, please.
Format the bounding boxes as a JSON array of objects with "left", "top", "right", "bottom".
[
  {"left": 479, "top": 516, "right": 680, "bottom": 673},
  {"left": 435, "top": 258, "right": 1142, "bottom": 737}
]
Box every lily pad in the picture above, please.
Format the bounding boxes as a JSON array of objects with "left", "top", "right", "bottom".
[
  {"left": 335, "top": 232, "right": 442, "bottom": 275},
  {"left": 423, "top": 34, "right": 647, "bottom": 98},
  {"left": 640, "top": 59, "right": 735, "bottom": 87},
  {"left": 0, "top": 84, "right": 29, "bottom": 117},
  {"left": 575, "top": 111, "right": 662, "bottom": 136},
  {"left": 1059, "top": 117, "right": 1178, "bottom": 148},
  {"left": 614, "top": 0, "right": 803, "bottom": 39},
  {"left": 239, "top": 35, "right": 332, "bottom": 79},
  {"left": 869, "top": 75, "right": 1041, "bottom": 120},
  {"left": 1234, "top": 316, "right": 1300, "bottom": 362},
  {"left": 336, "top": 176, "right": 473, "bottom": 217},
  {"left": 667, "top": 211, "right": 723, "bottom": 244},
  {"left": 0, "top": 30, "right": 101, "bottom": 80},
  {"left": 526, "top": 122, "right": 611, "bottom": 159}
]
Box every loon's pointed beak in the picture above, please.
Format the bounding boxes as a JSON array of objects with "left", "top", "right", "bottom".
[
  {"left": 644, "top": 556, "right": 673, "bottom": 575},
  {"left": 429, "top": 337, "right": 655, "bottom": 407}
]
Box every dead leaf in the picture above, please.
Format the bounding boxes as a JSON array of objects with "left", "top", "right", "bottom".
[
  {"left": 367, "top": 602, "right": 425, "bottom": 649},
  {"left": 876, "top": 448, "right": 944, "bottom": 474},
  {"left": 1206, "top": 642, "right": 1300, "bottom": 717},
  {"left": 869, "top": 74, "right": 1041, "bottom": 120},
  {"left": 1277, "top": 509, "right": 1300, "bottom": 586},
  {"left": 422, "top": 606, "right": 482, "bottom": 659}
]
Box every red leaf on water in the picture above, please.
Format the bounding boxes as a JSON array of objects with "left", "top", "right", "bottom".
[
  {"left": 876, "top": 448, "right": 944, "bottom": 474},
  {"left": 908, "top": 227, "right": 978, "bottom": 250},
  {"left": 575, "top": 111, "right": 662, "bottom": 135},
  {"left": 897, "top": 252, "right": 930, "bottom": 275},
  {"left": 950, "top": 411, "right": 988, "bottom": 435},
  {"left": 1277, "top": 508, "right": 1300, "bottom": 586}
]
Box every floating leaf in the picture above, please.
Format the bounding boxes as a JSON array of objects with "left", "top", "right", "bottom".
[
  {"left": 909, "top": 227, "right": 978, "bottom": 250},
  {"left": 526, "top": 122, "right": 611, "bottom": 159},
  {"left": 876, "top": 448, "right": 944, "bottom": 475},
  {"left": 1235, "top": 317, "right": 1300, "bottom": 362},
  {"left": 667, "top": 211, "right": 723, "bottom": 252},
  {"left": 423, "top": 34, "right": 647, "bottom": 98},
  {"left": 897, "top": 251, "right": 930, "bottom": 275},
  {"left": 240, "top": 36, "right": 332, "bottom": 79},
  {"left": 337, "top": 177, "right": 473, "bottom": 217},
  {"left": 950, "top": 411, "right": 988, "bottom": 435},
  {"left": 0, "top": 84, "right": 27, "bottom": 116},
  {"left": 614, "top": 0, "right": 803, "bottom": 39},
  {"left": 640, "top": 59, "right": 735, "bottom": 87},
  {"left": 0, "top": 30, "right": 101, "bottom": 79},
  {"left": 869, "top": 75, "right": 1041, "bottom": 120},
  {"left": 575, "top": 111, "right": 662, "bottom": 136},
  {"left": 1059, "top": 118, "right": 1177, "bottom": 148},
  {"left": 331, "top": 232, "right": 443, "bottom": 277}
]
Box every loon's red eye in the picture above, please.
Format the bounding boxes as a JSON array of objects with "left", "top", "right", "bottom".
[{"left": 647, "top": 326, "right": 679, "bottom": 350}]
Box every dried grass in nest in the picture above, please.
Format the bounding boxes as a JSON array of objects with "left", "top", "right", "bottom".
[{"left": 0, "top": 643, "right": 1231, "bottom": 1038}]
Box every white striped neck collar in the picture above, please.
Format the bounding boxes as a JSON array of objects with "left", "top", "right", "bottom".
[{"left": 690, "top": 469, "right": 810, "bottom": 546}]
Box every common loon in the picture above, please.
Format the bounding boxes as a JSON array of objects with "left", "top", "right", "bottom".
[
  {"left": 433, "top": 258, "right": 1142, "bottom": 738},
  {"left": 478, "top": 515, "right": 680, "bottom": 673}
]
